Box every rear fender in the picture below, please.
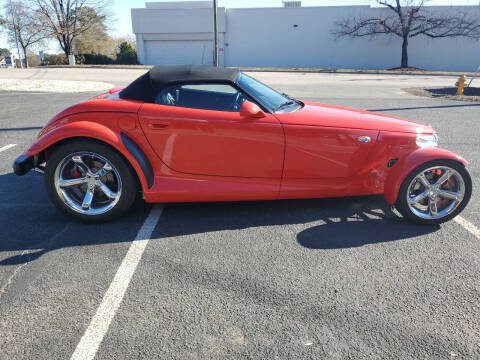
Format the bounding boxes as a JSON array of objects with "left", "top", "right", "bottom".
[
  {"left": 384, "top": 147, "right": 468, "bottom": 204},
  {"left": 25, "top": 121, "right": 152, "bottom": 192}
]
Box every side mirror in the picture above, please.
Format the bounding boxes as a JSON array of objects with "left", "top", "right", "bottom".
[{"left": 240, "top": 101, "right": 266, "bottom": 118}]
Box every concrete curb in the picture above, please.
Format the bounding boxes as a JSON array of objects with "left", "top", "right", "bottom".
[
  {"left": 41, "top": 65, "right": 152, "bottom": 70},
  {"left": 233, "top": 67, "right": 476, "bottom": 77},
  {"left": 36, "top": 65, "right": 476, "bottom": 77}
]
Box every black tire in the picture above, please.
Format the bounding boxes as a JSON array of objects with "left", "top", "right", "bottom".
[
  {"left": 44, "top": 139, "right": 138, "bottom": 223},
  {"left": 395, "top": 159, "right": 472, "bottom": 225}
]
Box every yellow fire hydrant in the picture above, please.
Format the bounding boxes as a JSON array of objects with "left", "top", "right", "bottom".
[{"left": 456, "top": 74, "right": 466, "bottom": 95}]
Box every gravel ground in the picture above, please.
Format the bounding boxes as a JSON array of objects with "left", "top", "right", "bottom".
[
  {"left": 405, "top": 86, "right": 480, "bottom": 102},
  {"left": 0, "top": 79, "right": 114, "bottom": 93}
]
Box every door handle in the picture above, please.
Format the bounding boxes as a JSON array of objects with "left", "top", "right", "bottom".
[{"left": 146, "top": 121, "right": 169, "bottom": 129}]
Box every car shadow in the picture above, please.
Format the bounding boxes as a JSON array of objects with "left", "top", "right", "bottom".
[
  {"left": 0, "top": 172, "right": 440, "bottom": 266},
  {"left": 157, "top": 197, "right": 439, "bottom": 251},
  {"left": 296, "top": 213, "right": 434, "bottom": 249}
]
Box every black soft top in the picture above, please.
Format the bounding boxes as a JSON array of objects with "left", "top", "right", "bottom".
[{"left": 119, "top": 64, "right": 241, "bottom": 102}]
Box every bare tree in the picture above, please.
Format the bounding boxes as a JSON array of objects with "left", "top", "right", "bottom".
[
  {"left": 31, "top": 0, "right": 110, "bottom": 60},
  {"left": 0, "top": 1, "right": 48, "bottom": 68},
  {"left": 333, "top": 1, "right": 480, "bottom": 68}
]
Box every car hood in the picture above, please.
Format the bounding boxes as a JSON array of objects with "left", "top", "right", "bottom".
[{"left": 274, "top": 101, "right": 435, "bottom": 134}]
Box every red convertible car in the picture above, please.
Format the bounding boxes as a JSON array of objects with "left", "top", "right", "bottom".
[{"left": 13, "top": 65, "right": 471, "bottom": 224}]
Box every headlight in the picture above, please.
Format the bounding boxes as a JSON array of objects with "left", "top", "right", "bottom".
[{"left": 416, "top": 133, "right": 438, "bottom": 148}]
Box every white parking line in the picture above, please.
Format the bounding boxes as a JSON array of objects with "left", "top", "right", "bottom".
[
  {"left": 70, "top": 205, "right": 164, "bottom": 360},
  {"left": 0, "top": 144, "right": 16, "bottom": 153},
  {"left": 454, "top": 215, "right": 480, "bottom": 240}
]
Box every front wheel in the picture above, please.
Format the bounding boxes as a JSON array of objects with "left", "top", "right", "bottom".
[
  {"left": 395, "top": 160, "right": 472, "bottom": 225},
  {"left": 45, "top": 140, "right": 138, "bottom": 223}
]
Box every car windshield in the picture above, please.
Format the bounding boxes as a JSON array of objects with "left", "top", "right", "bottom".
[{"left": 237, "top": 73, "right": 301, "bottom": 113}]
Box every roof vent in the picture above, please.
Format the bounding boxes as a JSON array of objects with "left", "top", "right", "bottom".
[{"left": 282, "top": 1, "right": 301, "bottom": 7}]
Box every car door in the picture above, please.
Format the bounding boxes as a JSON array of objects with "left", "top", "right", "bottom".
[
  {"left": 274, "top": 104, "right": 380, "bottom": 180},
  {"left": 280, "top": 125, "right": 379, "bottom": 179},
  {"left": 138, "top": 83, "right": 284, "bottom": 179}
]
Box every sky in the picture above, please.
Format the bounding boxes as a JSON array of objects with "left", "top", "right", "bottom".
[{"left": 1, "top": 0, "right": 478, "bottom": 55}]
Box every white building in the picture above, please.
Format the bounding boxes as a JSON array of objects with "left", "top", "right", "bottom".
[{"left": 131, "top": 1, "right": 480, "bottom": 71}]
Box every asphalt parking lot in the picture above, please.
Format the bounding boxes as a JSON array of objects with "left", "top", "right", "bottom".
[{"left": 0, "top": 70, "right": 479, "bottom": 359}]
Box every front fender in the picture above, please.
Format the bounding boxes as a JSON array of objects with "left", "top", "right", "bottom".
[
  {"left": 384, "top": 147, "right": 468, "bottom": 205},
  {"left": 25, "top": 120, "right": 152, "bottom": 192}
]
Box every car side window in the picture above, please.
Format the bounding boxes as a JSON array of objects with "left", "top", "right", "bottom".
[{"left": 155, "top": 83, "right": 249, "bottom": 112}]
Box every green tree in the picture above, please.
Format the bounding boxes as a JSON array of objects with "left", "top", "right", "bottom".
[
  {"left": 0, "top": 48, "right": 11, "bottom": 56},
  {"left": 116, "top": 41, "right": 138, "bottom": 65}
]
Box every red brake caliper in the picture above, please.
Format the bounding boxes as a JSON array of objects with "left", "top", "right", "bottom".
[{"left": 72, "top": 167, "right": 83, "bottom": 190}]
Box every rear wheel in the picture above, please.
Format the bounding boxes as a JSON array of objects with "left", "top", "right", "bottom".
[
  {"left": 45, "top": 140, "right": 137, "bottom": 223},
  {"left": 396, "top": 159, "right": 472, "bottom": 225}
]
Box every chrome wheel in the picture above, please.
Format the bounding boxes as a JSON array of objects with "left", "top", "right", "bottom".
[
  {"left": 407, "top": 166, "right": 465, "bottom": 220},
  {"left": 54, "top": 152, "right": 122, "bottom": 215}
]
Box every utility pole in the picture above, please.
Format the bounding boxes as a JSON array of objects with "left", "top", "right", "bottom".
[
  {"left": 8, "top": 0, "right": 23, "bottom": 68},
  {"left": 213, "top": 0, "right": 219, "bottom": 67}
]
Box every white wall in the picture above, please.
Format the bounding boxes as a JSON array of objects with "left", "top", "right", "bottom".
[
  {"left": 132, "top": 3, "right": 480, "bottom": 71},
  {"left": 224, "top": 5, "right": 480, "bottom": 71},
  {"left": 132, "top": 3, "right": 226, "bottom": 65}
]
